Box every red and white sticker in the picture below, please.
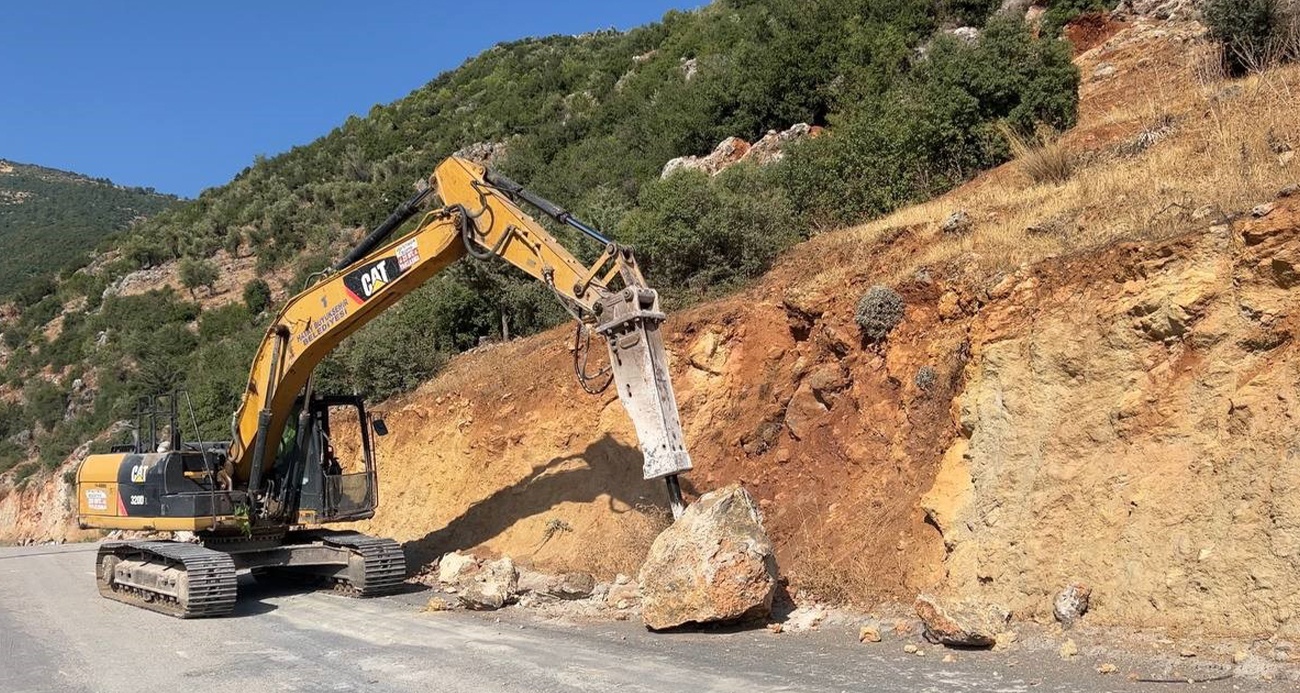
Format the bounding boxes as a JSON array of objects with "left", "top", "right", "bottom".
[{"left": 396, "top": 239, "right": 420, "bottom": 271}]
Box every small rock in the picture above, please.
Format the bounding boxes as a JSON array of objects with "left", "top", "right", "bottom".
[
  {"left": 914, "top": 595, "right": 1009, "bottom": 648},
  {"left": 638, "top": 485, "right": 778, "bottom": 630},
  {"left": 1191, "top": 204, "right": 1215, "bottom": 220},
  {"left": 914, "top": 648, "right": 926, "bottom": 657},
  {"left": 1280, "top": 183, "right": 1298, "bottom": 198},
  {"left": 547, "top": 572, "right": 596, "bottom": 600},
  {"left": 1097, "top": 663, "right": 1118, "bottom": 674},
  {"left": 1053, "top": 582, "right": 1092, "bottom": 627},
  {"left": 859, "top": 626, "right": 882, "bottom": 643},
  {"left": 941, "top": 210, "right": 972, "bottom": 235},
  {"left": 766, "top": 622, "right": 784, "bottom": 634},
  {"left": 785, "top": 606, "right": 827, "bottom": 632},
  {"left": 1253, "top": 202, "right": 1276, "bottom": 217},
  {"left": 1093, "top": 62, "right": 1117, "bottom": 79},
  {"left": 1233, "top": 650, "right": 1250, "bottom": 664},
  {"left": 1059, "top": 639, "right": 1078, "bottom": 659},
  {"left": 937, "top": 291, "right": 962, "bottom": 320},
  {"left": 948, "top": 26, "right": 980, "bottom": 44},
  {"left": 516, "top": 569, "right": 553, "bottom": 595},
  {"left": 1179, "top": 649, "right": 1196, "bottom": 658},
  {"left": 425, "top": 597, "right": 451, "bottom": 612},
  {"left": 1281, "top": 150, "right": 1296, "bottom": 166},
  {"left": 605, "top": 577, "right": 640, "bottom": 609},
  {"left": 438, "top": 551, "right": 478, "bottom": 585},
  {"left": 994, "top": 631, "right": 1018, "bottom": 651},
  {"left": 904, "top": 644, "right": 918, "bottom": 654},
  {"left": 942, "top": 653, "right": 956, "bottom": 663}
]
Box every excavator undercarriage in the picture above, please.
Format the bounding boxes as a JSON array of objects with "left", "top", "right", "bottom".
[{"left": 95, "top": 531, "right": 405, "bottom": 617}]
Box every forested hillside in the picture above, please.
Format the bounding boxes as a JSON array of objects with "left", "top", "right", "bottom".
[
  {"left": 0, "top": 160, "right": 177, "bottom": 296},
  {"left": 0, "top": 0, "right": 1081, "bottom": 480}
]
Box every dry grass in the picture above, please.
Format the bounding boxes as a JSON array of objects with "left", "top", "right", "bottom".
[
  {"left": 810, "top": 31, "right": 1300, "bottom": 289},
  {"left": 1000, "top": 123, "right": 1074, "bottom": 186}
]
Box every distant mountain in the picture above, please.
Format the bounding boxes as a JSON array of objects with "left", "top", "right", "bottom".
[{"left": 0, "top": 159, "right": 178, "bottom": 296}]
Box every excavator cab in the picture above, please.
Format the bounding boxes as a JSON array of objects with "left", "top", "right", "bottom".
[{"left": 272, "top": 393, "right": 382, "bottom": 525}]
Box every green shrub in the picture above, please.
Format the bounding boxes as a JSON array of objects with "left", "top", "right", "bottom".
[
  {"left": 0, "top": 400, "right": 21, "bottom": 439},
  {"left": 1041, "top": 0, "right": 1117, "bottom": 38},
  {"left": 24, "top": 380, "right": 67, "bottom": 429},
  {"left": 855, "top": 285, "right": 905, "bottom": 341},
  {"left": 944, "top": 0, "right": 1002, "bottom": 26},
  {"left": 785, "top": 16, "right": 1078, "bottom": 228},
  {"left": 242, "top": 278, "right": 273, "bottom": 315},
  {"left": 199, "top": 303, "right": 255, "bottom": 341},
  {"left": 1203, "top": 0, "right": 1296, "bottom": 75},
  {"left": 617, "top": 163, "right": 798, "bottom": 301}
]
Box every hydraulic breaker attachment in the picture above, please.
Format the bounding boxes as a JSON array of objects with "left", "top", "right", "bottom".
[{"left": 596, "top": 287, "right": 692, "bottom": 517}]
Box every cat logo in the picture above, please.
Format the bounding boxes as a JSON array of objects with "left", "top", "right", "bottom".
[
  {"left": 130, "top": 464, "right": 147, "bottom": 483},
  {"left": 343, "top": 257, "right": 407, "bottom": 304},
  {"left": 360, "top": 263, "right": 390, "bottom": 296}
]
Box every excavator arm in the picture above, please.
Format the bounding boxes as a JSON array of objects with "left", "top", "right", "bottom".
[{"left": 228, "top": 157, "right": 691, "bottom": 516}]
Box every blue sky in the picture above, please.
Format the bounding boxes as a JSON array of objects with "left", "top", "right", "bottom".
[{"left": 0, "top": 1, "right": 692, "bottom": 198}]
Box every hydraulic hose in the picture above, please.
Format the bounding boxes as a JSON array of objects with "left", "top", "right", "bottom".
[
  {"left": 334, "top": 186, "right": 434, "bottom": 271},
  {"left": 482, "top": 169, "right": 611, "bottom": 246}
]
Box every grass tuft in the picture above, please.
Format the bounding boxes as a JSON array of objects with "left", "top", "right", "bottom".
[{"left": 999, "top": 123, "right": 1075, "bottom": 186}]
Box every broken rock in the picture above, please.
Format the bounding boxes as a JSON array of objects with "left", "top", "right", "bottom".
[
  {"left": 438, "top": 551, "right": 478, "bottom": 585},
  {"left": 458, "top": 557, "right": 519, "bottom": 611},
  {"left": 914, "top": 595, "right": 1009, "bottom": 648},
  {"left": 546, "top": 572, "right": 596, "bottom": 600},
  {"left": 638, "top": 484, "right": 778, "bottom": 630}
]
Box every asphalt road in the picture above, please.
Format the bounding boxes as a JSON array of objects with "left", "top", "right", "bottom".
[{"left": 0, "top": 543, "right": 1259, "bottom": 692}]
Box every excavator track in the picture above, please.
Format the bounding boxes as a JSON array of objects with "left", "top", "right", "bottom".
[
  {"left": 318, "top": 531, "right": 406, "bottom": 597},
  {"left": 96, "top": 540, "right": 238, "bottom": 618}
]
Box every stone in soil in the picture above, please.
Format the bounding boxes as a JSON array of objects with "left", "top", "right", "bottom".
[
  {"left": 637, "top": 484, "right": 778, "bottom": 630},
  {"left": 1053, "top": 582, "right": 1091, "bottom": 627},
  {"left": 914, "top": 594, "right": 1009, "bottom": 648}
]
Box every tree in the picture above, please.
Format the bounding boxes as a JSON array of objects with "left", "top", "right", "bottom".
[
  {"left": 242, "top": 278, "right": 272, "bottom": 315},
  {"left": 223, "top": 229, "right": 244, "bottom": 258},
  {"left": 179, "top": 257, "right": 220, "bottom": 299}
]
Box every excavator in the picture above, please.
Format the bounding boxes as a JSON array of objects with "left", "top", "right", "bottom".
[{"left": 74, "top": 157, "right": 693, "bottom": 617}]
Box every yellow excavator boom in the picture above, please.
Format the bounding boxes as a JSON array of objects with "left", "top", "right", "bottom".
[{"left": 228, "top": 156, "right": 691, "bottom": 514}]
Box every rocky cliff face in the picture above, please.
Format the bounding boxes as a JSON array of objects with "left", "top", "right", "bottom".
[
  {"left": 927, "top": 201, "right": 1300, "bottom": 636},
  {"left": 0, "top": 471, "right": 94, "bottom": 545}
]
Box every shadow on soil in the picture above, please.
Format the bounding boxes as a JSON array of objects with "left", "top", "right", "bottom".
[{"left": 400, "top": 434, "right": 696, "bottom": 573}]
